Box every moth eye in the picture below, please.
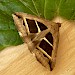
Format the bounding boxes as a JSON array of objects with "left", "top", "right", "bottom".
[
  {"left": 26, "top": 19, "right": 38, "bottom": 33},
  {"left": 37, "top": 21, "right": 47, "bottom": 31},
  {"left": 45, "top": 32, "right": 53, "bottom": 45},
  {"left": 39, "top": 39, "right": 53, "bottom": 56}
]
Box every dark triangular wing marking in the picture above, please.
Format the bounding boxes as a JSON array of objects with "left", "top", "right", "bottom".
[{"left": 26, "top": 19, "right": 38, "bottom": 33}]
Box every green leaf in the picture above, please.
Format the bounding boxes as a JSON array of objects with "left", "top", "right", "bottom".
[
  {"left": 0, "top": 30, "right": 23, "bottom": 50},
  {"left": 59, "top": 0, "right": 75, "bottom": 20},
  {"left": 0, "top": 0, "right": 75, "bottom": 50}
]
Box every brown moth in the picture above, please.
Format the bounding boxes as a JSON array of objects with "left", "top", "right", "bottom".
[{"left": 12, "top": 12, "right": 61, "bottom": 70}]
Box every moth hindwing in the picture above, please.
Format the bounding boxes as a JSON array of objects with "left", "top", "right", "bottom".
[{"left": 12, "top": 12, "right": 61, "bottom": 71}]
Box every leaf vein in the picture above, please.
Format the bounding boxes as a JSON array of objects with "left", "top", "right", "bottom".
[
  {"left": 31, "top": 0, "right": 40, "bottom": 16},
  {"left": 19, "top": 0, "right": 37, "bottom": 15}
]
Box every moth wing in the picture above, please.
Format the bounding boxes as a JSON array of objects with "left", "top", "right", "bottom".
[{"left": 12, "top": 14, "right": 27, "bottom": 37}]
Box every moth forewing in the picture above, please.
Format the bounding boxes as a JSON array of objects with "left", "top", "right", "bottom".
[
  {"left": 12, "top": 14, "right": 26, "bottom": 36},
  {"left": 15, "top": 12, "right": 53, "bottom": 28},
  {"left": 12, "top": 14, "right": 32, "bottom": 45},
  {"left": 23, "top": 18, "right": 30, "bottom": 35},
  {"left": 12, "top": 12, "right": 61, "bottom": 70}
]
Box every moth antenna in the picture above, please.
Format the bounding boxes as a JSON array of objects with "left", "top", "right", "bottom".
[{"left": 32, "top": 28, "right": 50, "bottom": 43}]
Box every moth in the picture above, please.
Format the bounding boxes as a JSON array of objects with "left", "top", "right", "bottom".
[{"left": 12, "top": 12, "right": 61, "bottom": 71}]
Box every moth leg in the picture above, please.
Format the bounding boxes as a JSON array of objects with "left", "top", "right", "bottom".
[
  {"left": 33, "top": 49, "right": 50, "bottom": 70},
  {"left": 32, "top": 28, "right": 50, "bottom": 43}
]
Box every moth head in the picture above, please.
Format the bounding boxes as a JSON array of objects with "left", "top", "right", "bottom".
[{"left": 50, "top": 22, "right": 61, "bottom": 33}]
